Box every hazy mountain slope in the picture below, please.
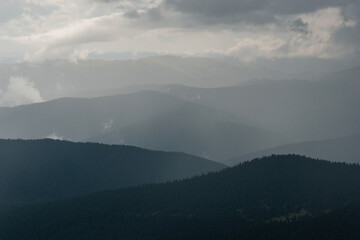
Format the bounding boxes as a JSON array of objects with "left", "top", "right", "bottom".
[
  {"left": 1, "top": 155, "right": 360, "bottom": 239},
  {"left": 90, "top": 105, "right": 287, "bottom": 160},
  {"left": 148, "top": 68, "right": 360, "bottom": 141},
  {"left": 318, "top": 64, "right": 360, "bottom": 83},
  {"left": 227, "top": 134, "right": 360, "bottom": 166},
  {"left": 0, "top": 139, "right": 224, "bottom": 205},
  {"left": 0, "top": 90, "right": 288, "bottom": 160},
  {"left": 0, "top": 56, "right": 286, "bottom": 101},
  {"left": 0, "top": 91, "right": 210, "bottom": 140}
]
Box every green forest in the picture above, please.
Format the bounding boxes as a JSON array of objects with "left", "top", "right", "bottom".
[{"left": 1, "top": 154, "right": 359, "bottom": 239}]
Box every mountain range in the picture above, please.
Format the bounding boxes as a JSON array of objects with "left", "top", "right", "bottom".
[
  {"left": 137, "top": 66, "right": 360, "bottom": 142},
  {"left": 227, "top": 134, "right": 360, "bottom": 165},
  {"left": 77, "top": 65, "right": 360, "bottom": 143},
  {"left": 0, "top": 91, "right": 287, "bottom": 161},
  {"left": 0, "top": 56, "right": 287, "bottom": 101}
]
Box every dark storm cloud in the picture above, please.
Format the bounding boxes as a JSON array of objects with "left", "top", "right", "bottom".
[
  {"left": 146, "top": 8, "right": 163, "bottom": 21},
  {"left": 333, "top": 4, "right": 360, "bottom": 49},
  {"left": 123, "top": 10, "right": 141, "bottom": 19},
  {"left": 95, "top": 0, "right": 121, "bottom": 2},
  {"left": 96, "top": 0, "right": 360, "bottom": 55},
  {"left": 97, "top": 0, "right": 359, "bottom": 25},
  {"left": 291, "top": 18, "right": 310, "bottom": 34},
  {"left": 162, "top": 0, "right": 360, "bottom": 52},
  {"left": 158, "top": 0, "right": 360, "bottom": 28},
  {"left": 164, "top": 0, "right": 355, "bottom": 17},
  {"left": 97, "top": 0, "right": 359, "bottom": 20}
]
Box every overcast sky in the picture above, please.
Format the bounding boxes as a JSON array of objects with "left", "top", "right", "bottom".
[{"left": 0, "top": 0, "right": 359, "bottom": 62}]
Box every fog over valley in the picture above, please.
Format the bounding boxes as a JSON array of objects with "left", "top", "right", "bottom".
[{"left": 0, "top": 0, "right": 359, "bottom": 239}]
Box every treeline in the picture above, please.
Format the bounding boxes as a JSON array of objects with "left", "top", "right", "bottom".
[
  {"left": 0, "top": 139, "right": 224, "bottom": 205},
  {"left": 0, "top": 155, "right": 360, "bottom": 239}
]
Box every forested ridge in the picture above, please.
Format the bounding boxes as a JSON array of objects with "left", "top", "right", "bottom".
[
  {"left": 0, "top": 139, "right": 224, "bottom": 205},
  {"left": 1, "top": 155, "right": 360, "bottom": 239}
]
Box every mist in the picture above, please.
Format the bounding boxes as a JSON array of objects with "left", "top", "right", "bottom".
[{"left": 0, "top": 0, "right": 359, "bottom": 239}]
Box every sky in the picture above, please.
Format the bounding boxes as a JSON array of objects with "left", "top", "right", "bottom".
[{"left": 0, "top": 0, "right": 359, "bottom": 63}]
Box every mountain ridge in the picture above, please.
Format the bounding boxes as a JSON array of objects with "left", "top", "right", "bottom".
[
  {"left": 227, "top": 134, "right": 360, "bottom": 165},
  {"left": 0, "top": 138, "right": 224, "bottom": 205},
  {"left": 1, "top": 155, "right": 360, "bottom": 239}
]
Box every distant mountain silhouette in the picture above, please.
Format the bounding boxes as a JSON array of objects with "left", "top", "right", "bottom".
[
  {"left": 0, "top": 56, "right": 286, "bottom": 101},
  {"left": 1, "top": 155, "right": 360, "bottom": 239},
  {"left": 227, "top": 134, "right": 360, "bottom": 165},
  {"left": 0, "top": 139, "right": 224, "bottom": 205},
  {"left": 142, "top": 67, "right": 360, "bottom": 141},
  {"left": 0, "top": 91, "right": 186, "bottom": 140},
  {"left": 0, "top": 91, "right": 286, "bottom": 161},
  {"left": 318, "top": 64, "right": 360, "bottom": 83},
  {"left": 89, "top": 103, "right": 286, "bottom": 160}
]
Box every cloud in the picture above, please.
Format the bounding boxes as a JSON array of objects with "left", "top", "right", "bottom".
[
  {"left": 202, "top": 7, "right": 356, "bottom": 61},
  {"left": 163, "top": 0, "right": 358, "bottom": 24},
  {"left": 164, "top": 0, "right": 272, "bottom": 25},
  {"left": 3, "top": 0, "right": 169, "bottom": 62},
  {"left": 102, "top": 119, "right": 114, "bottom": 132},
  {"left": 332, "top": 3, "right": 360, "bottom": 57},
  {"left": 0, "top": 0, "right": 358, "bottom": 62},
  {"left": 226, "top": 36, "right": 285, "bottom": 61},
  {"left": 14, "top": 12, "right": 127, "bottom": 62},
  {"left": 0, "top": 1, "right": 22, "bottom": 23},
  {"left": 114, "top": 0, "right": 360, "bottom": 61},
  {"left": 0, "top": 76, "right": 43, "bottom": 107},
  {"left": 46, "top": 132, "right": 64, "bottom": 140},
  {"left": 291, "top": 18, "right": 310, "bottom": 34}
]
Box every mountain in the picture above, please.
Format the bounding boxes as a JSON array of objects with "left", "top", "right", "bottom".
[
  {"left": 0, "top": 91, "right": 213, "bottom": 140},
  {"left": 0, "top": 139, "right": 224, "bottom": 205},
  {"left": 0, "top": 91, "right": 189, "bottom": 140},
  {"left": 318, "top": 64, "right": 360, "bottom": 83},
  {"left": 1, "top": 155, "right": 360, "bottom": 239},
  {"left": 89, "top": 103, "right": 286, "bottom": 160},
  {"left": 0, "top": 90, "right": 287, "bottom": 161},
  {"left": 227, "top": 134, "right": 360, "bottom": 166},
  {"left": 144, "top": 67, "right": 360, "bottom": 141},
  {"left": 0, "top": 56, "right": 286, "bottom": 102}
]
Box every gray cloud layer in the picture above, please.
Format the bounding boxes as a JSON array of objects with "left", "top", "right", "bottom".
[
  {"left": 164, "top": 0, "right": 355, "bottom": 16},
  {"left": 1, "top": 0, "right": 359, "bottom": 62},
  {"left": 159, "top": 0, "right": 358, "bottom": 29},
  {"left": 333, "top": 3, "right": 360, "bottom": 47},
  {"left": 138, "top": 0, "right": 360, "bottom": 59}
]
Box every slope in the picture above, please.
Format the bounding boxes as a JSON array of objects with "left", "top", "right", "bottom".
[
  {"left": 90, "top": 104, "right": 286, "bottom": 160},
  {"left": 0, "top": 139, "right": 224, "bottom": 205},
  {"left": 0, "top": 90, "right": 287, "bottom": 161},
  {"left": 147, "top": 68, "right": 360, "bottom": 141},
  {"left": 227, "top": 134, "right": 360, "bottom": 166},
  {"left": 0, "top": 91, "right": 234, "bottom": 141},
  {"left": 1, "top": 155, "right": 360, "bottom": 239}
]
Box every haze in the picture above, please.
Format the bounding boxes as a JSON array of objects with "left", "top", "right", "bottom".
[{"left": 0, "top": 0, "right": 359, "bottom": 239}]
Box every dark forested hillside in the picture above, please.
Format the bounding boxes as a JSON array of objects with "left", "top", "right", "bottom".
[
  {"left": 1, "top": 155, "right": 360, "bottom": 240},
  {"left": 247, "top": 202, "right": 360, "bottom": 240},
  {"left": 0, "top": 139, "right": 224, "bottom": 205}
]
